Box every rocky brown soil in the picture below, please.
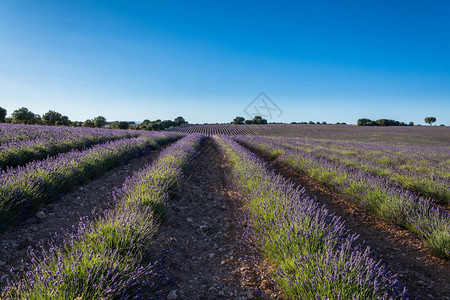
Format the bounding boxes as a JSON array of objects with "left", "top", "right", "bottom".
[
  {"left": 146, "top": 139, "right": 277, "bottom": 300},
  {"left": 243, "top": 144, "right": 450, "bottom": 300},
  {"left": 0, "top": 149, "right": 161, "bottom": 286}
]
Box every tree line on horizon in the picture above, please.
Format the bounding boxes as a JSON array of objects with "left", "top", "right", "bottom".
[
  {"left": 0, "top": 106, "right": 188, "bottom": 131},
  {"left": 231, "top": 116, "right": 343, "bottom": 125},
  {"left": 232, "top": 116, "right": 269, "bottom": 125},
  {"left": 0, "top": 107, "right": 443, "bottom": 128},
  {"left": 357, "top": 117, "right": 440, "bottom": 126}
]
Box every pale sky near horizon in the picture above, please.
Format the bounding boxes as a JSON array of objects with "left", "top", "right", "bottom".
[{"left": 0, "top": 1, "right": 449, "bottom": 124}]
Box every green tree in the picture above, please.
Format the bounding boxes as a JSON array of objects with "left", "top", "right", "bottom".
[
  {"left": 232, "top": 116, "right": 245, "bottom": 125},
  {"left": 252, "top": 116, "right": 267, "bottom": 124},
  {"left": 376, "top": 119, "right": 393, "bottom": 126},
  {"left": 43, "top": 110, "right": 63, "bottom": 125},
  {"left": 151, "top": 123, "right": 160, "bottom": 131},
  {"left": 0, "top": 107, "right": 6, "bottom": 122},
  {"left": 424, "top": 117, "right": 436, "bottom": 125},
  {"left": 12, "top": 107, "right": 39, "bottom": 124},
  {"left": 115, "top": 121, "right": 129, "bottom": 129},
  {"left": 160, "top": 120, "right": 174, "bottom": 129},
  {"left": 174, "top": 116, "right": 187, "bottom": 126},
  {"left": 93, "top": 116, "right": 107, "bottom": 128},
  {"left": 57, "top": 115, "right": 71, "bottom": 126},
  {"left": 109, "top": 121, "right": 129, "bottom": 129},
  {"left": 139, "top": 119, "right": 151, "bottom": 130},
  {"left": 357, "top": 118, "right": 377, "bottom": 126},
  {"left": 83, "top": 119, "right": 94, "bottom": 127}
]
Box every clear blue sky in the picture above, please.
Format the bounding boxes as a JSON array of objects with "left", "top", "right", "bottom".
[{"left": 0, "top": 0, "right": 449, "bottom": 124}]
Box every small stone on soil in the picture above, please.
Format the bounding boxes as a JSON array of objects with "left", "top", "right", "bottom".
[
  {"left": 36, "top": 211, "right": 46, "bottom": 219},
  {"left": 166, "top": 289, "right": 177, "bottom": 299}
]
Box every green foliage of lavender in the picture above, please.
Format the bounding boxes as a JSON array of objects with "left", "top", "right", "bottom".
[
  {"left": 0, "top": 132, "right": 183, "bottom": 228},
  {"left": 2, "top": 134, "right": 205, "bottom": 299},
  {"left": 214, "top": 136, "right": 408, "bottom": 299},
  {"left": 235, "top": 136, "right": 450, "bottom": 259}
]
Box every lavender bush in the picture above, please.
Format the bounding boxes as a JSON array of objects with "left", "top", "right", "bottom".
[
  {"left": 2, "top": 134, "right": 205, "bottom": 299},
  {"left": 0, "top": 132, "right": 183, "bottom": 228},
  {"left": 214, "top": 135, "right": 408, "bottom": 299},
  {"left": 261, "top": 136, "right": 450, "bottom": 204},
  {"left": 0, "top": 123, "right": 142, "bottom": 170},
  {"left": 235, "top": 136, "right": 450, "bottom": 259}
]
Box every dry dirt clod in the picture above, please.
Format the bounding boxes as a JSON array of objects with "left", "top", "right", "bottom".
[{"left": 35, "top": 211, "right": 46, "bottom": 219}]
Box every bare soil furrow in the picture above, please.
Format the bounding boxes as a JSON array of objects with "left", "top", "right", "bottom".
[{"left": 148, "top": 139, "right": 276, "bottom": 300}]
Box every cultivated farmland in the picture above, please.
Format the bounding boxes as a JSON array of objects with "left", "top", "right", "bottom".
[{"left": 1, "top": 123, "right": 449, "bottom": 299}]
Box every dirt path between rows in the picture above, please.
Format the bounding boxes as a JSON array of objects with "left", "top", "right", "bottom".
[
  {"left": 0, "top": 148, "right": 161, "bottom": 287},
  {"left": 146, "top": 139, "right": 277, "bottom": 300},
  {"left": 242, "top": 144, "right": 450, "bottom": 300}
]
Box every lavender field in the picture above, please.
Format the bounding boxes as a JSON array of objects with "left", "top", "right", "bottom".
[
  {"left": 1, "top": 123, "right": 449, "bottom": 299},
  {"left": 170, "top": 124, "right": 450, "bottom": 147}
]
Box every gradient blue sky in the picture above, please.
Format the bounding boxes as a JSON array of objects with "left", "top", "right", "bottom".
[{"left": 0, "top": 0, "right": 449, "bottom": 124}]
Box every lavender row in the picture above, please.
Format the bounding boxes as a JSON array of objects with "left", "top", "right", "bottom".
[
  {"left": 0, "top": 123, "right": 138, "bottom": 144},
  {"left": 0, "top": 126, "right": 140, "bottom": 170},
  {"left": 268, "top": 136, "right": 449, "bottom": 204},
  {"left": 2, "top": 134, "right": 205, "bottom": 299},
  {"left": 235, "top": 136, "right": 450, "bottom": 259},
  {"left": 0, "top": 132, "right": 183, "bottom": 229},
  {"left": 118, "top": 133, "right": 206, "bottom": 213},
  {"left": 0, "top": 123, "right": 79, "bottom": 143},
  {"left": 214, "top": 135, "right": 407, "bottom": 299}
]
